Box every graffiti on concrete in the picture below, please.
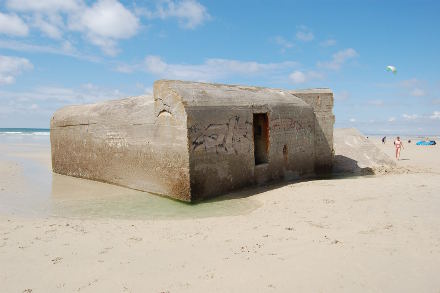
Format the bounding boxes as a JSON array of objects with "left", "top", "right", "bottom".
[{"left": 190, "top": 116, "right": 252, "bottom": 154}]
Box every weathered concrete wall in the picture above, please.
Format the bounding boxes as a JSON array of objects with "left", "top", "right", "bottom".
[
  {"left": 51, "top": 94, "right": 191, "bottom": 201},
  {"left": 186, "top": 105, "right": 315, "bottom": 200},
  {"left": 290, "top": 89, "right": 335, "bottom": 171},
  {"left": 186, "top": 106, "right": 254, "bottom": 200},
  {"left": 152, "top": 80, "right": 318, "bottom": 201}
]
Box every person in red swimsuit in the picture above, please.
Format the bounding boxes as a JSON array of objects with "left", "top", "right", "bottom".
[{"left": 394, "top": 136, "right": 404, "bottom": 160}]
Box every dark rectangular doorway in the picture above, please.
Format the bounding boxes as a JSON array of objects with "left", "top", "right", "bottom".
[{"left": 253, "top": 113, "right": 269, "bottom": 165}]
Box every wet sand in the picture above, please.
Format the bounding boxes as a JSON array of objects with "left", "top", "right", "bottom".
[{"left": 1, "top": 134, "right": 440, "bottom": 292}]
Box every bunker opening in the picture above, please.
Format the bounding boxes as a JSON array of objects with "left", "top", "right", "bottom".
[{"left": 253, "top": 113, "right": 269, "bottom": 165}]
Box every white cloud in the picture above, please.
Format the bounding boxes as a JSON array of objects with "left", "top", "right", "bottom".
[
  {"left": 6, "top": 0, "right": 81, "bottom": 13},
  {"left": 377, "top": 78, "right": 431, "bottom": 101},
  {"left": 32, "top": 14, "right": 63, "bottom": 39},
  {"left": 320, "top": 39, "right": 337, "bottom": 47},
  {"left": 274, "top": 36, "right": 293, "bottom": 48},
  {"left": 296, "top": 25, "right": 314, "bottom": 42},
  {"left": 289, "top": 71, "right": 306, "bottom": 84},
  {"left": 410, "top": 87, "right": 425, "bottom": 97},
  {"left": 4, "top": 0, "right": 209, "bottom": 55},
  {"left": 402, "top": 113, "right": 418, "bottom": 120},
  {"left": 87, "top": 36, "right": 120, "bottom": 56},
  {"left": 388, "top": 117, "right": 396, "bottom": 122},
  {"left": 144, "top": 55, "right": 169, "bottom": 75},
  {"left": 368, "top": 99, "right": 384, "bottom": 106},
  {"left": 0, "top": 12, "right": 29, "bottom": 36},
  {"left": 136, "top": 83, "right": 153, "bottom": 95},
  {"left": 430, "top": 111, "right": 440, "bottom": 120},
  {"left": 318, "top": 48, "right": 358, "bottom": 70},
  {"left": 71, "top": 0, "right": 139, "bottom": 39},
  {"left": 61, "top": 40, "right": 75, "bottom": 53},
  {"left": 0, "top": 83, "right": 125, "bottom": 104},
  {"left": 273, "top": 36, "right": 294, "bottom": 52},
  {"left": 7, "top": 0, "right": 139, "bottom": 56},
  {"left": 7, "top": 0, "right": 77, "bottom": 42},
  {"left": 139, "top": 0, "right": 210, "bottom": 29},
  {"left": 0, "top": 55, "right": 33, "bottom": 85},
  {"left": 400, "top": 78, "right": 419, "bottom": 88},
  {"left": 115, "top": 63, "right": 136, "bottom": 73},
  {"left": 0, "top": 39, "right": 99, "bottom": 62},
  {"left": 349, "top": 118, "right": 356, "bottom": 122},
  {"left": 126, "top": 55, "right": 298, "bottom": 81},
  {"left": 288, "top": 70, "right": 323, "bottom": 84},
  {"left": 397, "top": 79, "right": 428, "bottom": 98},
  {"left": 0, "top": 83, "right": 127, "bottom": 125},
  {"left": 69, "top": 0, "right": 140, "bottom": 56},
  {"left": 334, "top": 90, "right": 350, "bottom": 101}
]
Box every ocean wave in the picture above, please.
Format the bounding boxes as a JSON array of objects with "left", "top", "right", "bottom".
[{"left": 0, "top": 131, "right": 50, "bottom": 136}]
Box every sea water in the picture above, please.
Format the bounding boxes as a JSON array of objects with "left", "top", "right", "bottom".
[
  {"left": 0, "top": 128, "right": 50, "bottom": 134},
  {"left": 0, "top": 128, "right": 50, "bottom": 144}
]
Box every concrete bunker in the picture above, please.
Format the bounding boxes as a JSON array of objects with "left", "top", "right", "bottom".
[{"left": 51, "top": 80, "right": 334, "bottom": 202}]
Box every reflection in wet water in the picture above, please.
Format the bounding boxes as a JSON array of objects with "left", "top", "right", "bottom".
[
  {"left": 50, "top": 173, "right": 262, "bottom": 220},
  {"left": 0, "top": 135, "right": 261, "bottom": 219}
]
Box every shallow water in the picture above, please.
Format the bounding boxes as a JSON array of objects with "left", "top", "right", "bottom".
[{"left": 0, "top": 133, "right": 261, "bottom": 220}]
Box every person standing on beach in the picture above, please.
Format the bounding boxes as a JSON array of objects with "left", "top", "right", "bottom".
[
  {"left": 394, "top": 136, "right": 404, "bottom": 160},
  {"left": 382, "top": 136, "right": 386, "bottom": 144}
]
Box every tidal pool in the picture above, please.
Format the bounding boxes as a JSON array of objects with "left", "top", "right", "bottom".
[{"left": 0, "top": 133, "right": 262, "bottom": 220}]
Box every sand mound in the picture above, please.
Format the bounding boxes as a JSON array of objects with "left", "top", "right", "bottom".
[{"left": 333, "top": 128, "right": 398, "bottom": 175}]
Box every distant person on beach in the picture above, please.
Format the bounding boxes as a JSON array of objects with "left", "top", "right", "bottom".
[
  {"left": 382, "top": 136, "right": 386, "bottom": 144},
  {"left": 394, "top": 136, "right": 404, "bottom": 160},
  {"left": 408, "top": 139, "right": 411, "bottom": 143}
]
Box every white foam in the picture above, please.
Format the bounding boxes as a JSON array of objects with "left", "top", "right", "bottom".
[{"left": 0, "top": 131, "right": 50, "bottom": 136}]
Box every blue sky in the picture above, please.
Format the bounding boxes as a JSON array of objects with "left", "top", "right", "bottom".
[{"left": 0, "top": 0, "right": 439, "bottom": 134}]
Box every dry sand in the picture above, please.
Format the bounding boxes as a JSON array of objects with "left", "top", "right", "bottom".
[{"left": 1, "top": 131, "right": 440, "bottom": 292}]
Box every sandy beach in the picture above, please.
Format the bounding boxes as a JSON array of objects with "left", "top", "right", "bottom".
[
  {"left": 1, "top": 0, "right": 438, "bottom": 291},
  {"left": 1, "top": 132, "right": 440, "bottom": 292}
]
